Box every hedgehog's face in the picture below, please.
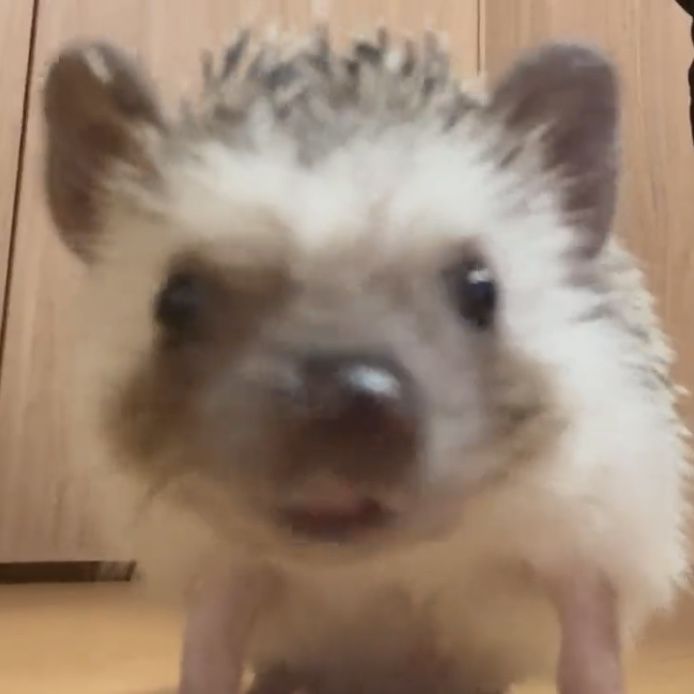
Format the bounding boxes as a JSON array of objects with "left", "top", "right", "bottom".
[{"left": 44, "top": 36, "right": 618, "bottom": 556}]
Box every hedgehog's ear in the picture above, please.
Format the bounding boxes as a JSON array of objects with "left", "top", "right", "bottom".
[
  {"left": 489, "top": 43, "right": 619, "bottom": 255},
  {"left": 44, "top": 42, "right": 165, "bottom": 261}
]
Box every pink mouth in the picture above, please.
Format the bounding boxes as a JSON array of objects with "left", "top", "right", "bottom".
[
  {"left": 277, "top": 476, "right": 402, "bottom": 542},
  {"left": 281, "top": 497, "right": 394, "bottom": 542}
]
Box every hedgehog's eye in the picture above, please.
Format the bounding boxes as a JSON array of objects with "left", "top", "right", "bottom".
[
  {"left": 444, "top": 258, "right": 498, "bottom": 330},
  {"left": 155, "top": 271, "right": 206, "bottom": 334}
]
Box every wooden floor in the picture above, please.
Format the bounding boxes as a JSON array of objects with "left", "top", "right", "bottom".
[{"left": 0, "top": 583, "right": 692, "bottom": 694}]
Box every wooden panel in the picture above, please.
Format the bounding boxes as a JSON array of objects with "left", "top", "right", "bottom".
[
  {"left": 0, "top": 0, "right": 478, "bottom": 561},
  {"left": 0, "top": 1, "right": 34, "bottom": 331},
  {"left": 481, "top": 0, "right": 694, "bottom": 427}
]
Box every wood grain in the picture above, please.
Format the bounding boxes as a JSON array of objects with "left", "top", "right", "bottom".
[
  {"left": 0, "top": 0, "right": 478, "bottom": 561},
  {"left": 0, "top": 1, "right": 34, "bottom": 332},
  {"left": 481, "top": 0, "right": 694, "bottom": 429}
]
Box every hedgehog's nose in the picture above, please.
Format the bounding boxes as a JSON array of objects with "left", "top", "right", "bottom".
[
  {"left": 288, "top": 353, "right": 420, "bottom": 479},
  {"left": 298, "top": 354, "right": 414, "bottom": 423}
]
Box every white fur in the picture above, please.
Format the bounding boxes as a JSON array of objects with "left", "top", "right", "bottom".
[{"left": 72, "top": 114, "right": 690, "bottom": 688}]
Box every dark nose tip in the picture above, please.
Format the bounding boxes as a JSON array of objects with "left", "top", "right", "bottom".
[
  {"left": 296, "top": 354, "right": 419, "bottom": 440},
  {"left": 279, "top": 353, "right": 420, "bottom": 483}
]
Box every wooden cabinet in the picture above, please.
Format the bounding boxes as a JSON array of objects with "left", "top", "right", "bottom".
[
  {"left": 0, "top": 1, "right": 35, "bottom": 333},
  {"left": 0, "top": 1, "right": 478, "bottom": 562},
  {"left": 0, "top": 0, "right": 692, "bottom": 563}
]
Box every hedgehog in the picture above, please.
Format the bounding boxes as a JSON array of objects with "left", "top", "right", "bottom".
[{"left": 42, "top": 27, "right": 690, "bottom": 694}]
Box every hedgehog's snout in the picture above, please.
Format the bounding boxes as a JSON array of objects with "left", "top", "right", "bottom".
[{"left": 278, "top": 351, "right": 422, "bottom": 484}]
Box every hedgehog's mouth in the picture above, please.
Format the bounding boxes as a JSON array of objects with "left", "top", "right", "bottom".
[{"left": 280, "top": 497, "right": 395, "bottom": 542}]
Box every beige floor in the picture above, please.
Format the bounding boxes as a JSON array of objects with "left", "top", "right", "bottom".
[{"left": 0, "top": 584, "right": 692, "bottom": 694}]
